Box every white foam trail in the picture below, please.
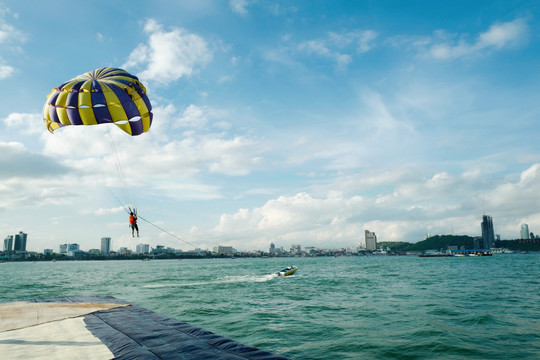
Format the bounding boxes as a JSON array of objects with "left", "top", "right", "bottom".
[
  {"left": 142, "top": 274, "right": 277, "bottom": 288},
  {"left": 218, "top": 274, "right": 277, "bottom": 283}
]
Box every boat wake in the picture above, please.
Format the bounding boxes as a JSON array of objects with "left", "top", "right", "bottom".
[
  {"left": 142, "top": 274, "right": 276, "bottom": 288},
  {"left": 219, "top": 274, "right": 277, "bottom": 283}
]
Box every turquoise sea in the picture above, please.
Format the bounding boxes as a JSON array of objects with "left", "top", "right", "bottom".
[{"left": 1, "top": 254, "right": 539, "bottom": 359}]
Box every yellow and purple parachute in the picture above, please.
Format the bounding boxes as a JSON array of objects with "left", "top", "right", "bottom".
[{"left": 43, "top": 67, "right": 152, "bottom": 136}]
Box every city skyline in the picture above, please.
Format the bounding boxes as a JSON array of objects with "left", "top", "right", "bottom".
[
  {"left": 1, "top": 1, "right": 540, "bottom": 252},
  {"left": 3, "top": 214, "right": 536, "bottom": 254}
]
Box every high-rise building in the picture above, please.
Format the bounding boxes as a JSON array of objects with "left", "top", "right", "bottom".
[
  {"left": 66, "top": 243, "right": 82, "bottom": 257},
  {"left": 59, "top": 244, "right": 67, "bottom": 254},
  {"left": 365, "top": 230, "right": 377, "bottom": 251},
  {"left": 4, "top": 235, "right": 13, "bottom": 252},
  {"left": 481, "top": 215, "right": 495, "bottom": 249},
  {"left": 136, "top": 243, "right": 150, "bottom": 254},
  {"left": 101, "top": 237, "right": 111, "bottom": 255},
  {"left": 290, "top": 245, "right": 301, "bottom": 254},
  {"left": 67, "top": 243, "right": 80, "bottom": 252},
  {"left": 520, "top": 224, "right": 530, "bottom": 239},
  {"left": 13, "top": 232, "right": 27, "bottom": 251}
]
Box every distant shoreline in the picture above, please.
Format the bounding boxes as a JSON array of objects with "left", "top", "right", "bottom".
[{"left": 1, "top": 251, "right": 538, "bottom": 263}]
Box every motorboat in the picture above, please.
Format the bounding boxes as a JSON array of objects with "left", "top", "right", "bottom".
[{"left": 276, "top": 266, "right": 297, "bottom": 277}]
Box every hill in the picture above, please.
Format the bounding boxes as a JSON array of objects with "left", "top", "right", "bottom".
[
  {"left": 379, "top": 235, "right": 475, "bottom": 252},
  {"left": 380, "top": 236, "right": 540, "bottom": 252}
]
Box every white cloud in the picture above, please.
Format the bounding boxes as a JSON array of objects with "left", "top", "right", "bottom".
[
  {"left": 144, "top": 132, "right": 262, "bottom": 177},
  {"left": 328, "top": 30, "right": 378, "bottom": 53},
  {"left": 481, "top": 163, "right": 540, "bottom": 214},
  {"left": 0, "top": 177, "right": 76, "bottom": 210},
  {"left": 0, "top": 64, "right": 14, "bottom": 79},
  {"left": 213, "top": 191, "right": 368, "bottom": 249},
  {"left": 94, "top": 206, "right": 125, "bottom": 215},
  {"left": 0, "top": 23, "right": 23, "bottom": 44},
  {"left": 0, "top": 142, "right": 77, "bottom": 211},
  {"left": 297, "top": 39, "right": 351, "bottom": 68},
  {"left": 125, "top": 103, "right": 260, "bottom": 177},
  {"left": 175, "top": 104, "right": 227, "bottom": 129},
  {"left": 123, "top": 19, "right": 212, "bottom": 86},
  {"left": 357, "top": 30, "right": 378, "bottom": 53},
  {"left": 0, "top": 141, "right": 69, "bottom": 179},
  {"left": 423, "top": 18, "right": 529, "bottom": 60},
  {"left": 0, "top": 8, "right": 26, "bottom": 80},
  {"left": 295, "top": 30, "right": 377, "bottom": 69},
  {"left": 23, "top": 100, "right": 263, "bottom": 213},
  {"left": 360, "top": 89, "right": 413, "bottom": 133},
  {"left": 0, "top": 5, "right": 26, "bottom": 44},
  {"left": 203, "top": 163, "right": 540, "bottom": 250},
  {"left": 477, "top": 18, "right": 528, "bottom": 49},
  {"left": 230, "top": 0, "right": 249, "bottom": 16},
  {"left": 2, "top": 112, "right": 42, "bottom": 134}
]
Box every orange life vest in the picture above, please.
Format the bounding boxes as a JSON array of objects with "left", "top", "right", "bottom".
[{"left": 129, "top": 215, "right": 137, "bottom": 225}]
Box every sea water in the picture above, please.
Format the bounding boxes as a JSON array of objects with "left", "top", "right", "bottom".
[{"left": 1, "top": 254, "right": 539, "bottom": 359}]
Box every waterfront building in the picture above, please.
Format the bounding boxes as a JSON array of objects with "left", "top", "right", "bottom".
[
  {"left": 59, "top": 244, "right": 67, "bottom": 254},
  {"left": 136, "top": 243, "right": 150, "bottom": 254},
  {"left": 365, "top": 230, "right": 377, "bottom": 251},
  {"left": 152, "top": 245, "right": 176, "bottom": 255},
  {"left": 520, "top": 224, "right": 530, "bottom": 239},
  {"left": 153, "top": 245, "right": 165, "bottom": 255},
  {"left": 481, "top": 215, "right": 495, "bottom": 249},
  {"left": 119, "top": 247, "right": 132, "bottom": 256},
  {"left": 67, "top": 249, "right": 85, "bottom": 258},
  {"left": 58, "top": 243, "right": 81, "bottom": 254},
  {"left": 269, "top": 242, "right": 286, "bottom": 255},
  {"left": 4, "top": 235, "right": 13, "bottom": 252},
  {"left": 13, "top": 232, "right": 27, "bottom": 251},
  {"left": 213, "top": 245, "right": 235, "bottom": 255},
  {"left": 304, "top": 246, "right": 318, "bottom": 255},
  {"left": 43, "top": 249, "right": 53, "bottom": 255},
  {"left": 67, "top": 243, "right": 80, "bottom": 252},
  {"left": 473, "top": 237, "right": 482, "bottom": 249},
  {"left": 290, "top": 245, "right": 301, "bottom": 255},
  {"left": 184, "top": 248, "right": 206, "bottom": 256},
  {"left": 101, "top": 237, "right": 111, "bottom": 255}
]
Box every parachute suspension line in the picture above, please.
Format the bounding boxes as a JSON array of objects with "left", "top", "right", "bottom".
[
  {"left": 137, "top": 214, "right": 198, "bottom": 249},
  {"left": 47, "top": 125, "right": 128, "bottom": 215},
  {"left": 113, "top": 192, "right": 131, "bottom": 215},
  {"left": 59, "top": 127, "right": 128, "bottom": 215},
  {"left": 106, "top": 125, "right": 137, "bottom": 212},
  {"left": 51, "top": 127, "right": 131, "bottom": 215},
  {"left": 44, "top": 67, "right": 153, "bottom": 216}
]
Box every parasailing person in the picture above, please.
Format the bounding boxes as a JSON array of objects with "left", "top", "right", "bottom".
[{"left": 129, "top": 210, "right": 139, "bottom": 237}]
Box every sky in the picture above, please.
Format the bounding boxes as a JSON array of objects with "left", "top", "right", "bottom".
[{"left": 1, "top": 0, "right": 539, "bottom": 252}]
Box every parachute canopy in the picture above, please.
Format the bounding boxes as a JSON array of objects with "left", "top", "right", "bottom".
[{"left": 43, "top": 67, "right": 152, "bottom": 136}]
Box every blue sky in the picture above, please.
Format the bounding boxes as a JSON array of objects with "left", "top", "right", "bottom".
[{"left": 1, "top": 0, "right": 539, "bottom": 252}]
